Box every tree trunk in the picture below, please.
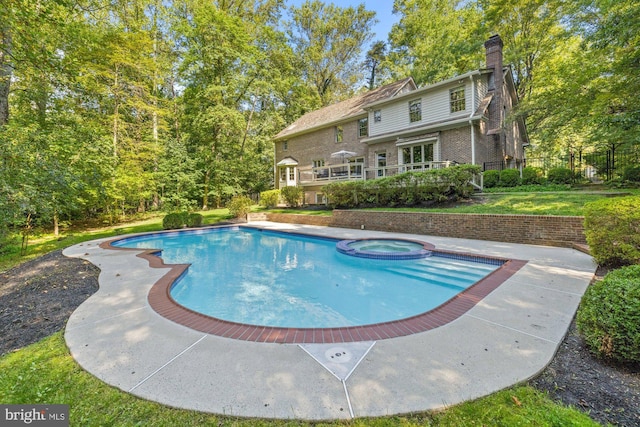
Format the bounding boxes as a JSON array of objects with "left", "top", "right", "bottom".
[
  {"left": 202, "top": 169, "right": 209, "bottom": 210},
  {"left": 0, "top": 27, "right": 12, "bottom": 126}
]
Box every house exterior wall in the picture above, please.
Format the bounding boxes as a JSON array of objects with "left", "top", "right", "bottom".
[{"left": 368, "top": 80, "right": 473, "bottom": 138}]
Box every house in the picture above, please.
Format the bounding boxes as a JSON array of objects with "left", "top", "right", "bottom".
[{"left": 273, "top": 35, "right": 528, "bottom": 205}]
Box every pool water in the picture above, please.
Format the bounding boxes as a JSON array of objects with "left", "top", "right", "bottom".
[{"left": 112, "top": 227, "right": 500, "bottom": 328}]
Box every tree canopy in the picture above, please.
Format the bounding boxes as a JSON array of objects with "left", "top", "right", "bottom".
[{"left": 0, "top": 0, "right": 637, "bottom": 238}]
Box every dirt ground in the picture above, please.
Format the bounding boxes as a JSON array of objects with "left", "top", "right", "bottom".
[{"left": 1, "top": 250, "right": 638, "bottom": 426}]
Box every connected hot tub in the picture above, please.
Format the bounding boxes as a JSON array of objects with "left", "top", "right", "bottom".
[{"left": 336, "top": 238, "right": 432, "bottom": 260}]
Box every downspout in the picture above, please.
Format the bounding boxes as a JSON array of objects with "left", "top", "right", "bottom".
[
  {"left": 273, "top": 143, "right": 278, "bottom": 189},
  {"left": 468, "top": 74, "right": 476, "bottom": 165}
]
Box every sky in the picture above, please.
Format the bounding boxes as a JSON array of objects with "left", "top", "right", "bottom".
[{"left": 285, "top": 1, "right": 400, "bottom": 45}]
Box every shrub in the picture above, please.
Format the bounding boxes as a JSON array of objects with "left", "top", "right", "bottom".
[
  {"left": 622, "top": 165, "right": 640, "bottom": 183},
  {"left": 548, "top": 167, "right": 574, "bottom": 184},
  {"left": 227, "top": 195, "right": 253, "bottom": 218},
  {"left": 162, "top": 212, "right": 203, "bottom": 229},
  {"left": 521, "top": 167, "right": 545, "bottom": 185},
  {"left": 259, "top": 189, "right": 280, "bottom": 208},
  {"left": 186, "top": 213, "right": 203, "bottom": 227},
  {"left": 323, "top": 165, "right": 480, "bottom": 208},
  {"left": 584, "top": 196, "right": 640, "bottom": 267},
  {"left": 162, "top": 212, "right": 185, "bottom": 230},
  {"left": 483, "top": 170, "right": 500, "bottom": 188},
  {"left": 576, "top": 265, "right": 640, "bottom": 364},
  {"left": 499, "top": 168, "right": 521, "bottom": 187},
  {"left": 280, "top": 186, "right": 304, "bottom": 207}
]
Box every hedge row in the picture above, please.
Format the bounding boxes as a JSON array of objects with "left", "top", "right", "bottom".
[
  {"left": 483, "top": 167, "right": 577, "bottom": 188},
  {"left": 162, "top": 212, "right": 203, "bottom": 230},
  {"left": 583, "top": 196, "right": 640, "bottom": 267},
  {"left": 322, "top": 164, "right": 481, "bottom": 209},
  {"left": 577, "top": 265, "right": 640, "bottom": 364}
]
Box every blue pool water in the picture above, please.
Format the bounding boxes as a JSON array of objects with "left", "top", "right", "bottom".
[{"left": 112, "top": 227, "right": 500, "bottom": 328}]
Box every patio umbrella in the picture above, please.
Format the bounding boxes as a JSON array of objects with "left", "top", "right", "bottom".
[{"left": 330, "top": 150, "right": 357, "bottom": 163}]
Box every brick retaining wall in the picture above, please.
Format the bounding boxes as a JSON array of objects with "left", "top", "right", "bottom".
[{"left": 247, "top": 211, "right": 587, "bottom": 248}]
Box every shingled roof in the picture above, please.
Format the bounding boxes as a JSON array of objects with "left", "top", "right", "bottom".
[{"left": 274, "top": 77, "right": 416, "bottom": 140}]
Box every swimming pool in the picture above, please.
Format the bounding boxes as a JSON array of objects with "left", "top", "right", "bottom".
[{"left": 112, "top": 227, "right": 502, "bottom": 329}]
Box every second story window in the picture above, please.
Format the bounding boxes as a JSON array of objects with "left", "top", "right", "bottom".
[
  {"left": 373, "top": 109, "right": 382, "bottom": 122},
  {"left": 450, "top": 86, "right": 466, "bottom": 113},
  {"left": 409, "top": 99, "right": 422, "bottom": 123},
  {"left": 282, "top": 141, "right": 288, "bottom": 151},
  {"left": 358, "top": 118, "right": 368, "bottom": 137},
  {"left": 335, "top": 126, "right": 343, "bottom": 143},
  {"left": 313, "top": 159, "right": 325, "bottom": 168}
]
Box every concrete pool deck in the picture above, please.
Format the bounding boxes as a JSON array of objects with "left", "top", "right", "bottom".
[{"left": 63, "top": 222, "right": 597, "bottom": 420}]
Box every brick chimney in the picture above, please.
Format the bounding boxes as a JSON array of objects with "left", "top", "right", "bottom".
[{"left": 484, "top": 35, "right": 504, "bottom": 144}]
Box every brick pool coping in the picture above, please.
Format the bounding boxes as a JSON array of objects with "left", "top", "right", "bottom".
[{"left": 100, "top": 226, "right": 527, "bottom": 344}]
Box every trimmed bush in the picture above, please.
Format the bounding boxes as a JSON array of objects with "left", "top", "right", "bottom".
[
  {"left": 280, "top": 186, "right": 304, "bottom": 207},
  {"left": 162, "top": 212, "right": 203, "bottom": 229},
  {"left": 521, "top": 167, "right": 545, "bottom": 185},
  {"left": 227, "top": 195, "right": 253, "bottom": 218},
  {"left": 622, "top": 165, "right": 640, "bottom": 183},
  {"left": 548, "top": 167, "right": 574, "bottom": 184},
  {"left": 499, "top": 168, "right": 521, "bottom": 187},
  {"left": 259, "top": 189, "right": 280, "bottom": 208},
  {"left": 576, "top": 265, "right": 640, "bottom": 364},
  {"left": 584, "top": 196, "right": 640, "bottom": 267},
  {"left": 323, "top": 164, "right": 480, "bottom": 208},
  {"left": 186, "top": 213, "right": 203, "bottom": 227},
  {"left": 483, "top": 170, "right": 500, "bottom": 188},
  {"left": 162, "top": 212, "right": 186, "bottom": 230}
]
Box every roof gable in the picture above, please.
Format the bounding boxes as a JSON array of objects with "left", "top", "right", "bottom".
[{"left": 274, "top": 77, "right": 416, "bottom": 140}]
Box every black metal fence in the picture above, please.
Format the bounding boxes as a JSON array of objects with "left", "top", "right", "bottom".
[{"left": 483, "top": 146, "right": 640, "bottom": 181}]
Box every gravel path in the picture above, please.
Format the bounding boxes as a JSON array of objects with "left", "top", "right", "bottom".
[{"left": 1, "top": 250, "right": 638, "bottom": 426}]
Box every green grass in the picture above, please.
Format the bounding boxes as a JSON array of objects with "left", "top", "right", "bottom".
[
  {"left": 0, "top": 209, "right": 232, "bottom": 273},
  {"left": 0, "top": 333, "right": 598, "bottom": 427},
  {"left": 362, "top": 191, "right": 628, "bottom": 216}
]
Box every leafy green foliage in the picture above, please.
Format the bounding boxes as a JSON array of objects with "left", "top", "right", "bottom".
[
  {"left": 227, "top": 195, "right": 253, "bottom": 218},
  {"left": 162, "top": 212, "right": 203, "bottom": 230},
  {"left": 577, "top": 265, "right": 640, "bottom": 364},
  {"left": 499, "top": 169, "right": 521, "bottom": 187},
  {"left": 280, "top": 186, "right": 305, "bottom": 208},
  {"left": 548, "top": 167, "right": 574, "bottom": 184},
  {"left": 483, "top": 170, "right": 501, "bottom": 188},
  {"left": 583, "top": 196, "right": 640, "bottom": 267},
  {"left": 622, "top": 165, "right": 640, "bottom": 183},
  {"left": 259, "top": 189, "right": 280, "bottom": 208},
  {"left": 521, "top": 167, "right": 545, "bottom": 185},
  {"left": 323, "top": 165, "right": 480, "bottom": 209},
  {"left": 287, "top": 1, "right": 376, "bottom": 105}
]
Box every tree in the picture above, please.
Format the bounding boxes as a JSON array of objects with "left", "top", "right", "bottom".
[
  {"left": 287, "top": 0, "right": 377, "bottom": 105},
  {"left": 364, "top": 41, "right": 388, "bottom": 89},
  {"left": 388, "top": 0, "right": 483, "bottom": 85}
]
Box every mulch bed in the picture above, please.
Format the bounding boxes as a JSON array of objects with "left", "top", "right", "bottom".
[{"left": 1, "top": 251, "right": 638, "bottom": 425}]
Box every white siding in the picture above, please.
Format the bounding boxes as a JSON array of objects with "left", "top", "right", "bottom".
[{"left": 369, "top": 81, "right": 473, "bottom": 137}]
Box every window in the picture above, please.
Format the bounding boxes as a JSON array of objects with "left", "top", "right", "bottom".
[
  {"left": 288, "top": 168, "right": 295, "bottom": 181},
  {"left": 376, "top": 152, "right": 387, "bottom": 177},
  {"left": 358, "top": 117, "right": 368, "bottom": 137},
  {"left": 409, "top": 99, "right": 422, "bottom": 122},
  {"left": 373, "top": 109, "right": 382, "bottom": 123},
  {"left": 335, "top": 126, "right": 343, "bottom": 143},
  {"left": 401, "top": 143, "right": 434, "bottom": 168},
  {"left": 349, "top": 157, "right": 364, "bottom": 176},
  {"left": 313, "top": 159, "right": 325, "bottom": 168},
  {"left": 282, "top": 141, "right": 288, "bottom": 151},
  {"left": 450, "top": 87, "right": 465, "bottom": 113}
]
